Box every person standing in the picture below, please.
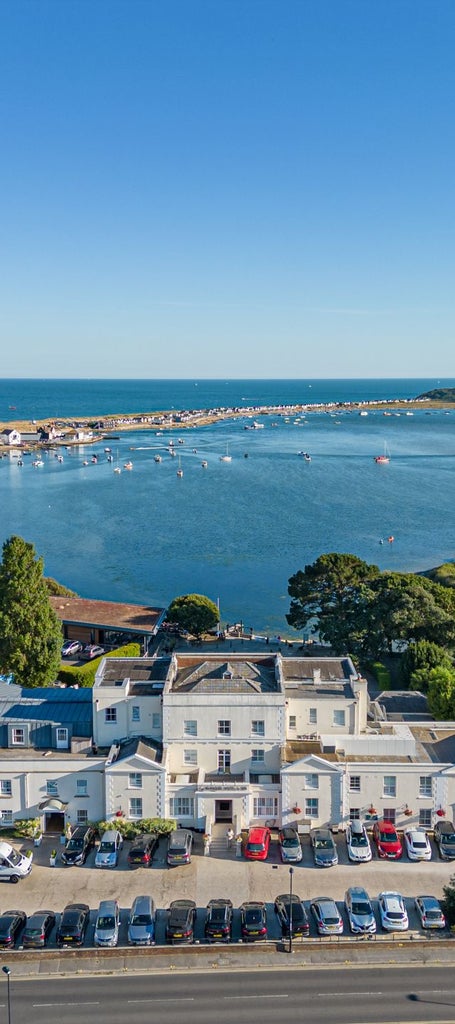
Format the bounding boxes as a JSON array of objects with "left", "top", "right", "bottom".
[{"left": 226, "top": 827, "right": 234, "bottom": 849}]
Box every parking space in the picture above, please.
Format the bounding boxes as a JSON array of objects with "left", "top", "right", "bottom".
[{"left": 2, "top": 830, "right": 453, "bottom": 949}]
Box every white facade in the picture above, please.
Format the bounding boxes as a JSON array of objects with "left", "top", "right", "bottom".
[{"left": 0, "top": 753, "right": 105, "bottom": 832}]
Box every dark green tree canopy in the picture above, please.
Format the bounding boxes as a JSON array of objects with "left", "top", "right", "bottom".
[
  {"left": 0, "top": 535, "right": 63, "bottom": 686},
  {"left": 167, "top": 593, "right": 219, "bottom": 637},
  {"left": 402, "top": 639, "right": 453, "bottom": 689},
  {"left": 427, "top": 666, "right": 455, "bottom": 719},
  {"left": 287, "top": 553, "right": 379, "bottom": 654}
]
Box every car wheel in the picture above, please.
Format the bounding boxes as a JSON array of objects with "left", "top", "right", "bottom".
[{"left": 9, "top": 875, "right": 19, "bottom": 884}]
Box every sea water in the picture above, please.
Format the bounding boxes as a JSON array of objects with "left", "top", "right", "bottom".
[{"left": 0, "top": 378, "right": 454, "bottom": 633}]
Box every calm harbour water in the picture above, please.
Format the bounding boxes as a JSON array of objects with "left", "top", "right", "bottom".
[{"left": 1, "top": 378, "right": 454, "bottom": 634}]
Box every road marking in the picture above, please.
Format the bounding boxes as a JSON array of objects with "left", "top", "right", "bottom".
[
  {"left": 33, "top": 1002, "right": 100, "bottom": 1008},
  {"left": 128, "top": 998, "right": 195, "bottom": 1004},
  {"left": 226, "top": 994, "right": 288, "bottom": 1000}
]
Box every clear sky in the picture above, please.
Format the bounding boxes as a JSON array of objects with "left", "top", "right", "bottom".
[{"left": 1, "top": 0, "right": 454, "bottom": 378}]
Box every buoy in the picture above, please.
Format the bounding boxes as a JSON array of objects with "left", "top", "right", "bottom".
[{"left": 387, "top": 535, "right": 395, "bottom": 543}]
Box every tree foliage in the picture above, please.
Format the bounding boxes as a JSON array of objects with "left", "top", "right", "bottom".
[
  {"left": 427, "top": 667, "right": 455, "bottom": 719},
  {"left": 0, "top": 535, "right": 63, "bottom": 686},
  {"left": 167, "top": 593, "right": 219, "bottom": 637},
  {"left": 287, "top": 553, "right": 378, "bottom": 654},
  {"left": 402, "top": 640, "right": 453, "bottom": 690},
  {"left": 443, "top": 875, "right": 455, "bottom": 926}
]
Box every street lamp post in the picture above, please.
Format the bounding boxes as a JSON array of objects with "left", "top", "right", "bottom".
[
  {"left": 288, "top": 866, "right": 294, "bottom": 953},
  {"left": 2, "top": 966, "right": 11, "bottom": 1024}
]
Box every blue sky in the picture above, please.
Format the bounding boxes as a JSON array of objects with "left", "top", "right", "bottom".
[{"left": 1, "top": 0, "right": 454, "bottom": 378}]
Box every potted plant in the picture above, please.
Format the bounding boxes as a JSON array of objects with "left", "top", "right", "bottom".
[
  {"left": 33, "top": 831, "right": 43, "bottom": 846},
  {"left": 293, "top": 805, "right": 302, "bottom": 814},
  {"left": 49, "top": 849, "right": 57, "bottom": 866},
  {"left": 437, "top": 808, "right": 446, "bottom": 817}
]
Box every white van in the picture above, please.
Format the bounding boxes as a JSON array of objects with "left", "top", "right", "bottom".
[{"left": 0, "top": 841, "right": 33, "bottom": 883}]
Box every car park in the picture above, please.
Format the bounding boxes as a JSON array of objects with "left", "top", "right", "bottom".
[
  {"left": 274, "top": 893, "right": 309, "bottom": 937},
  {"left": 0, "top": 841, "right": 33, "bottom": 882},
  {"left": 278, "top": 827, "right": 302, "bottom": 863},
  {"left": 56, "top": 903, "right": 90, "bottom": 947},
  {"left": 346, "top": 821, "right": 372, "bottom": 862},
  {"left": 95, "top": 829, "right": 123, "bottom": 868},
  {"left": 344, "top": 887, "right": 376, "bottom": 934},
  {"left": 310, "top": 898, "right": 343, "bottom": 935},
  {"left": 240, "top": 901, "right": 267, "bottom": 941},
  {"left": 372, "top": 819, "right": 403, "bottom": 859},
  {"left": 61, "top": 640, "right": 83, "bottom": 657},
  {"left": 22, "top": 910, "right": 56, "bottom": 948},
  {"left": 128, "top": 895, "right": 155, "bottom": 946},
  {"left": 80, "top": 643, "right": 105, "bottom": 660},
  {"left": 165, "top": 899, "right": 196, "bottom": 944},
  {"left": 414, "top": 895, "right": 446, "bottom": 929},
  {"left": 433, "top": 819, "right": 455, "bottom": 860},
  {"left": 204, "top": 898, "right": 233, "bottom": 942},
  {"left": 0, "top": 910, "right": 26, "bottom": 947},
  {"left": 61, "top": 825, "right": 96, "bottom": 866},
  {"left": 378, "top": 891, "right": 408, "bottom": 931},
  {"left": 404, "top": 828, "right": 432, "bottom": 861},
  {"left": 244, "top": 826, "right": 271, "bottom": 861},
  {"left": 310, "top": 828, "right": 338, "bottom": 867},
  {"left": 94, "top": 899, "right": 120, "bottom": 947},
  {"left": 128, "top": 833, "right": 159, "bottom": 867},
  {"left": 166, "top": 829, "right": 193, "bottom": 866}
]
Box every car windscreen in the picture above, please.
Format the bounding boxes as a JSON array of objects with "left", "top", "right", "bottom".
[
  {"left": 132, "top": 914, "right": 152, "bottom": 925},
  {"left": 412, "top": 839, "right": 427, "bottom": 848},
  {"left": 245, "top": 909, "right": 263, "bottom": 924},
  {"left": 6, "top": 848, "right": 21, "bottom": 866},
  {"left": 351, "top": 835, "right": 368, "bottom": 846},
  {"left": 425, "top": 910, "right": 441, "bottom": 920},
  {"left": 351, "top": 901, "right": 371, "bottom": 915},
  {"left": 282, "top": 837, "right": 298, "bottom": 847},
  {"left": 442, "top": 834, "right": 455, "bottom": 843},
  {"left": 100, "top": 841, "right": 115, "bottom": 852},
  {"left": 387, "top": 911, "right": 404, "bottom": 920},
  {"left": 210, "top": 908, "right": 226, "bottom": 922},
  {"left": 315, "top": 838, "right": 332, "bottom": 849},
  {"left": 25, "top": 927, "right": 44, "bottom": 936},
  {"left": 67, "top": 839, "right": 83, "bottom": 850},
  {"left": 246, "top": 842, "right": 264, "bottom": 852},
  {"left": 323, "top": 915, "right": 339, "bottom": 925},
  {"left": 379, "top": 830, "right": 397, "bottom": 842},
  {"left": 97, "top": 916, "right": 115, "bottom": 929}
]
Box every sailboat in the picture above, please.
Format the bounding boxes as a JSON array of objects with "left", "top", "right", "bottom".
[
  {"left": 176, "top": 455, "right": 183, "bottom": 478},
  {"left": 220, "top": 443, "right": 232, "bottom": 462},
  {"left": 114, "top": 449, "right": 121, "bottom": 473},
  {"left": 374, "top": 443, "right": 390, "bottom": 464}
]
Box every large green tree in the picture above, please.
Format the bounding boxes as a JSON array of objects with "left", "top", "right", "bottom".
[
  {"left": 402, "top": 639, "right": 453, "bottom": 690},
  {"left": 167, "top": 593, "right": 219, "bottom": 638},
  {"left": 286, "top": 553, "right": 379, "bottom": 654},
  {"left": 427, "top": 666, "right": 455, "bottom": 719},
  {"left": 0, "top": 536, "right": 63, "bottom": 686}
]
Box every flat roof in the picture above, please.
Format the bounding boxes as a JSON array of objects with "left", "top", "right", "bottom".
[
  {"left": 98, "top": 658, "right": 170, "bottom": 687},
  {"left": 50, "top": 596, "right": 165, "bottom": 635}
]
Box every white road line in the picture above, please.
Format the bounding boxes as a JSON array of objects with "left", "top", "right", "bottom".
[
  {"left": 33, "top": 1002, "right": 100, "bottom": 1008},
  {"left": 226, "top": 994, "right": 288, "bottom": 1000},
  {"left": 128, "top": 998, "right": 195, "bottom": 1004}
]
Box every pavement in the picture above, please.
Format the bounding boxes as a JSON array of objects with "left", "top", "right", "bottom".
[{"left": 2, "top": 826, "right": 455, "bottom": 974}]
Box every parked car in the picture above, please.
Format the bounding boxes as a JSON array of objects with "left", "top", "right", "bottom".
[
  {"left": 274, "top": 893, "right": 309, "bottom": 937},
  {"left": 94, "top": 899, "right": 120, "bottom": 948},
  {"left": 56, "top": 903, "right": 90, "bottom": 947},
  {"left": 372, "top": 820, "right": 403, "bottom": 859},
  {"left": 128, "top": 833, "right": 159, "bottom": 867},
  {"left": 61, "top": 640, "right": 83, "bottom": 657},
  {"left": 244, "top": 827, "right": 271, "bottom": 861},
  {"left": 165, "top": 899, "right": 196, "bottom": 944},
  {"left": 22, "top": 910, "right": 56, "bottom": 948},
  {"left": 240, "top": 901, "right": 267, "bottom": 941},
  {"left": 204, "top": 899, "right": 233, "bottom": 942},
  {"left": 80, "top": 644, "right": 105, "bottom": 660},
  {"left": 0, "top": 910, "right": 26, "bottom": 947},
  {"left": 278, "top": 827, "right": 302, "bottom": 863},
  {"left": 61, "top": 825, "right": 96, "bottom": 866},
  {"left": 95, "top": 829, "right": 123, "bottom": 868},
  {"left": 310, "top": 898, "right": 343, "bottom": 935},
  {"left": 346, "top": 820, "right": 372, "bottom": 863},
  {"left": 0, "top": 841, "right": 33, "bottom": 882},
  {"left": 344, "top": 887, "right": 376, "bottom": 934},
  {"left": 433, "top": 819, "right": 455, "bottom": 860},
  {"left": 128, "top": 895, "right": 155, "bottom": 946},
  {"left": 414, "top": 895, "right": 446, "bottom": 929},
  {"left": 404, "top": 828, "right": 432, "bottom": 861},
  {"left": 310, "top": 828, "right": 338, "bottom": 867},
  {"left": 378, "top": 892, "right": 408, "bottom": 931},
  {"left": 166, "top": 829, "right": 193, "bottom": 866}
]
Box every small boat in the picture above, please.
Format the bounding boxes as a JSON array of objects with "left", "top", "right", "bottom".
[
  {"left": 91, "top": 455, "right": 98, "bottom": 463},
  {"left": 176, "top": 455, "right": 183, "bottom": 477},
  {"left": 178, "top": 438, "right": 184, "bottom": 444},
  {"left": 298, "top": 451, "right": 311, "bottom": 462},
  {"left": 154, "top": 454, "right": 162, "bottom": 463},
  {"left": 220, "top": 443, "right": 232, "bottom": 462},
  {"left": 359, "top": 410, "right": 368, "bottom": 416},
  {"left": 123, "top": 461, "right": 133, "bottom": 470},
  {"left": 104, "top": 447, "right": 112, "bottom": 452},
  {"left": 114, "top": 466, "right": 121, "bottom": 474},
  {"left": 17, "top": 459, "right": 23, "bottom": 467},
  {"left": 32, "top": 459, "right": 44, "bottom": 467},
  {"left": 106, "top": 454, "right": 114, "bottom": 462},
  {"left": 374, "top": 443, "right": 390, "bottom": 464},
  {"left": 82, "top": 460, "right": 89, "bottom": 466},
  {"left": 170, "top": 448, "right": 177, "bottom": 457},
  {"left": 201, "top": 460, "right": 208, "bottom": 468},
  {"left": 57, "top": 455, "right": 64, "bottom": 463}
]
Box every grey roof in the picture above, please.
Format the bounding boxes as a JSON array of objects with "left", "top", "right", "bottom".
[
  {"left": 378, "top": 690, "right": 432, "bottom": 721},
  {"left": 99, "top": 658, "right": 170, "bottom": 687},
  {"left": 115, "top": 737, "right": 163, "bottom": 765},
  {"left": 281, "top": 658, "right": 355, "bottom": 682},
  {"left": 170, "top": 658, "right": 280, "bottom": 694},
  {"left": 0, "top": 684, "right": 92, "bottom": 729}
]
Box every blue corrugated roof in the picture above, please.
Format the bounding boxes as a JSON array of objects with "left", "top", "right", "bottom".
[{"left": 0, "top": 684, "right": 92, "bottom": 728}]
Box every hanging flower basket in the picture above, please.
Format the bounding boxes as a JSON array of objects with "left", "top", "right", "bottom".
[
  {"left": 115, "top": 810, "right": 124, "bottom": 817},
  {"left": 368, "top": 807, "right": 377, "bottom": 815},
  {"left": 293, "top": 806, "right": 302, "bottom": 814},
  {"left": 437, "top": 808, "right": 446, "bottom": 817},
  {"left": 404, "top": 808, "right": 413, "bottom": 816}
]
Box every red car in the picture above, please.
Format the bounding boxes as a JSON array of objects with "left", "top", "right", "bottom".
[
  {"left": 372, "top": 819, "right": 403, "bottom": 859},
  {"left": 244, "top": 827, "right": 271, "bottom": 861}
]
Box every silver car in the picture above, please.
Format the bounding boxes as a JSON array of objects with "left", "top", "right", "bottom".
[
  {"left": 310, "top": 897, "right": 343, "bottom": 935},
  {"left": 310, "top": 828, "right": 338, "bottom": 867},
  {"left": 346, "top": 820, "right": 372, "bottom": 863},
  {"left": 94, "top": 899, "right": 120, "bottom": 947},
  {"left": 128, "top": 894, "right": 155, "bottom": 945},
  {"left": 95, "top": 829, "right": 123, "bottom": 868},
  {"left": 344, "top": 887, "right": 376, "bottom": 934}
]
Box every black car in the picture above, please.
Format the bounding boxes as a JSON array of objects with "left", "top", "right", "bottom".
[
  {"left": 0, "top": 910, "right": 26, "bottom": 948},
  {"left": 22, "top": 910, "right": 56, "bottom": 948},
  {"left": 165, "top": 900, "right": 196, "bottom": 944},
  {"left": 433, "top": 819, "right": 455, "bottom": 860},
  {"left": 61, "top": 826, "right": 96, "bottom": 866},
  {"left": 127, "top": 833, "right": 159, "bottom": 867},
  {"left": 274, "top": 893, "right": 310, "bottom": 937},
  {"left": 204, "top": 898, "right": 233, "bottom": 942},
  {"left": 56, "top": 903, "right": 90, "bottom": 947},
  {"left": 240, "top": 901, "right": 267, "bottom": 942}
]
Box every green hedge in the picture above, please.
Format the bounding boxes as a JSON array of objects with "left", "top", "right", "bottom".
[
  {"left": 95, "top": 818, "right": 176, "bottom": 840},
  {"left": 57, "top": 643, "right": 141, "bottom": 687},
  {"left": 370, "top": 661, "right": 391, "bottom": 690}
]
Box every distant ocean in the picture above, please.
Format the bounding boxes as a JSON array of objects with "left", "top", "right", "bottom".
[{"left": 1, "top": 378, "right": 454, "bottom": 634}]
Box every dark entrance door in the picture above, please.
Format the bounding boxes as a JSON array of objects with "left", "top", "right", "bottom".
[
  {"left": 44, "top": 811, "right": 64, "bottom": 834},
  {"left": 215, "top": 800, "right": 232, "bottom": 823}
]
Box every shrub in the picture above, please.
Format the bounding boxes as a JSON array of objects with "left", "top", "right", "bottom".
[
  {"left": 57, "top": 643, "right": 141, "bottom": 687},
  {"left": 13, "top": 818, "right": 41, "bottom": 838},
  {"left": 370, "top": 661, "right": 391, "bottom": 690},
  {"left": 95, "top": 818, "right": 176, "bottom": 839}
]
